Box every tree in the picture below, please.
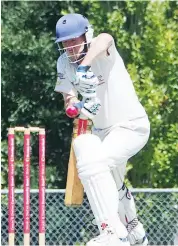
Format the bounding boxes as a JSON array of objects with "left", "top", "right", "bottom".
[{"left": 1, "top": 1, "right": 178, "bottom": 189}]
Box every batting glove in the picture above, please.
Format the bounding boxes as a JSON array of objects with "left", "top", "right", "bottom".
[
  {"left": 74, "top": 65, "right": 99, "bottom": 98},
  {"left": 74, "top": 97, "right": 101, "bottom": 120}
]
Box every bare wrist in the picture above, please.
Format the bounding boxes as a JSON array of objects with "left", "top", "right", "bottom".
[{"left": 66, "top": 97, "right": 80, "bottom": 109}]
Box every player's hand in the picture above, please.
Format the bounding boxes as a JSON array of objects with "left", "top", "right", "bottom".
[
  {"left": 74, "top": 65, "right": 99, "bottom": 98},
  {"left": 74, "top": 97, "right": 101, "bottom": 120}
]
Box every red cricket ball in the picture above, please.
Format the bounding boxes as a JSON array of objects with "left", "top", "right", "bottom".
[{"left": 66, "top": 106, "right": 79, "bottom": 118}]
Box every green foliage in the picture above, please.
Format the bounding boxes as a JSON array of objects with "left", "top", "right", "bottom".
[
  {"left": 1, "top": 1, "right": 73, "bottom": 189},
  {"left": 1, "top": 1, "right": 178, "bottom": 189}
]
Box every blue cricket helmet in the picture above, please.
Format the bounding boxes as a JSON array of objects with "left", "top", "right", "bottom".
[{"left": 55, "top": 13, "right": 92, "bottom": 43}]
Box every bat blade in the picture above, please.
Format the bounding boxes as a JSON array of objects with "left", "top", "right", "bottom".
[{"left": 65, "top": 118, "right": 91, "bottom": 207}]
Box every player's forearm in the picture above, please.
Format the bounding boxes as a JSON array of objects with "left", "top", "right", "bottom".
[{"left": 80, "top": 33, "right": 113, "bottom": 66}]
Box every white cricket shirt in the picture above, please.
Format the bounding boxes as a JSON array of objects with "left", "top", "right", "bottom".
[{"left": 54, "top": 39, "right": 147, "bottom": 129}]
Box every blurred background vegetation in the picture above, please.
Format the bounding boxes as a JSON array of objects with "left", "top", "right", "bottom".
[{"left": 1, "top": 1, "right": 178, "bottom": 189}]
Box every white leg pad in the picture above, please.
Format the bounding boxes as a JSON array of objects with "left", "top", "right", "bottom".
[
  {"left": 119, "top": 183, "right": 138, "bottom": 223},
  {"left": 112, "top": 166, "right": 137, "bottom": 224},
  {"left": 73, "top": 134, "right": 101, "bottom": 161},
  {"left": 73, "top": 134, "right": 128, "bottom": 238},
  {"left": 73, "top": 134, "right": 109, "bottom": 177},
  {"left": 82, "top": 171, "right": 128, "bottom": 238}
]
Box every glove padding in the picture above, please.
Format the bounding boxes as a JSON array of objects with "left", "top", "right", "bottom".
[
  {"left": 74, "top": 65, "right": 99, "bottom": 98},
  {"left": 74, "top": 97, "right": 101, "bottom": 120}
]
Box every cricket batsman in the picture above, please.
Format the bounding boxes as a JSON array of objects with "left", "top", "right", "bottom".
[{"left": 54, "top": 13, "right": 150, "bottom": 246}]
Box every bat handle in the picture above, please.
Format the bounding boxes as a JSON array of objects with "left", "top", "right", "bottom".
[{"left": 78, "top": 112, "right": 88, "bottom": 120}]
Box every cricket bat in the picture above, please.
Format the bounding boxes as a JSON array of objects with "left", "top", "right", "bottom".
[{"left": 65, "top": 118, "right": 92, "bottom": 206}]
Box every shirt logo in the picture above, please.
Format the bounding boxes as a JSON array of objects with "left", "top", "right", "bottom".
[
  {"left": 57, "top": 72, "right": 65, "bottom": 80},
  {"left": 97, "top": 75, "right": 105, "bottom": 85}
]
